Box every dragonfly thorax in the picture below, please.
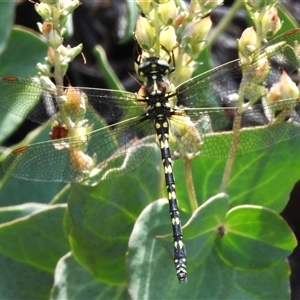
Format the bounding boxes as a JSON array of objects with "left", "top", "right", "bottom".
[{"left": 138, "top": 57, "right": 174, "bottom": 96}]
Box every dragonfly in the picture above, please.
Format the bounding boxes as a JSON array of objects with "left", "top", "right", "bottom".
[{"left": 1, "top": 28, "right": 300, "bottom": 282}]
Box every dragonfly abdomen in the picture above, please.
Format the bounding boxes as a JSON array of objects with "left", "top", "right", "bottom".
[{"left": 154, "top": 115, "right": 187, "bottom": 282}]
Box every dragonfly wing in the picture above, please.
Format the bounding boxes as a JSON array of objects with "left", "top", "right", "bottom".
[
  {"left": 0, "top": 77, "right": 58, "bottom": 124},
  {"left": 3, "top": 112, "right": 157, "bottom": 183},
  {"left": 174, "top": 29, "right": 300, "bottom": 158}
]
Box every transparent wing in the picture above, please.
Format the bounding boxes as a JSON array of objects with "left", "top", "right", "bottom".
[
  {"left": 2, "top": 117, "right": 157, "bottom": 183},
  {"left": 2, "top": 29, "right": 300, "bottom": 182},
  {"left": 177, "top": 29, "right": 300, "bottom": 110},
  {"left": 1, "top": 78, "right": 156, "bottom": 182},
  {"left": 173, "top": 28, "right": 300, "bottom": 156},
  {"left": 0, "top": 76, "right": 142, "bottom": 124}
]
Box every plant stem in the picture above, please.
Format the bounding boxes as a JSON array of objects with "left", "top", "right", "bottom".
[
  {"left": 220, "top": 83, "right": 244, "bottom": 193},
  {"left": 206, "top": 0, "right": 244, "bottom": 49},
  {"left": 184, "top": 157, "right": 198, "bottom": 212}
]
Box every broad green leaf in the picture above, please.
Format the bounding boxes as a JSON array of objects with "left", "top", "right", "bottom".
[
  {"left": 127, "top": 199, "right": 183, "bottom": 295},
  {"left": 230, "top": 260, "right": 290, "bottom": 300},
  {"left": 200, "top": 122, "right": 300, "bottom": 159},
  {"left": 0, "top": 27, "right": 46, "bottom": 77},
  {"left": 0, "top": 26, "right": 47, "bottom": 141},
  {"left": 192, "top": 45, "right": 212, "bottom": 77},
  {"left": 93, "top": 45, "right": 125, "bottom": 91},
  {"left": 127, "top": 200, "right": 291, "bottom": 299},
  {"left": 120, "top": 0, "right": 138, "bottom": 43},
  {"left": 181, "top": 193, "right": 229, "bottom": 272},
  {"left": 215, "top": 205, "right": 297, "bottom": 270},
  {"left": 158, "top": 193, "right": 229, "bottom": 274},
  {"left": 0, "top": 204, "right": 69, "bottom": 272},
  {"left": 199, "top": 250, "right": 290, "bottom": 300},
  {"left": 277, "top": 4, "right": 299, "bottom": 34},
  {"left": 0, "top": 167, "right": 68, "bottom": 206},
  {"left": 0, "top": 125, "right": 68, "bottom": 206},
  {"left": 0, "top": 253, "right": 53, "bottom": 300},
  {"left": 0, "top": 27, "right": 47, "bottom": 143},
  {"left": 0, "top": 202, "right": 49, "bottom": 223},
  {"left": 68, "top": 147, "right": 161, "bottom": 285},
  {"left": 50, "top": 252, "right": 130, "bottom": 300},
  {"left": 174, "top": 127, "right": 300, "bottom": 212},
  {"left": 0, "top": 1, "right": 14, "bottom": 55}
]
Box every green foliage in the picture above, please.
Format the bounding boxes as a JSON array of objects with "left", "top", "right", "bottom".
[
  {"left": 0, "top": 27, "right": 47, "bottom": 143},
  {"left": 0, "top": 1, "right": 298, "bottom": 300}
]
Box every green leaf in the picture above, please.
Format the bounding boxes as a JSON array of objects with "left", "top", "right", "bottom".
[
  {"left": 174, "top": 126, "right": 300, "bottom": 212},
  {"left": 51, "top": 253, "right": 130, "bottom": 300},
  {"left": 127, "top": 199, "right": 291, "bottom": 299},
  {"left": 182, "top": 193, "right": 229, "bottom": 272},
  {"left": 0, "top": 204, "right": 69, "bottom": 272},
  {"left": 0, "top": 253, "right": 53, "bottom": 300},
  {"left": 201, "top": 122, "right": 300, "bottom": 159},
  {"left": 277, "top": 4, "right": 299, "bottom": 34},
  {"left": 93, "top": 45, "right": 125, "bottom": 91},
  {"left": 68, "top": 147, "right": 161, "bottom": 285},
  {"left": 0, "top": 27, "right": 47, "bottom": 77},
  {"left": 0, "top": 27, "right": 47, "bottom": 143},
  {"left": 156, "top": 193, "right": 229, "bottom": 275},
  {"left": 0, "top": 202, "right": 49, "bottom": 223},
  {"left": 120, "top": 0, "right": 138, "bottom": 44},
  {"left": 127, "top": 199, "right": 181, "bottom": 295},
  {"left": 215, "top": 205, "right": 297, "bottom": 270},
  {"left": 231, "top": 260, "right": 291, "bottom": 299},
  {"left": 0, "top": 1, "right": 14, "bottom": 55},
  {"left": 192, "top": 44, "right": 212, "bottom": 76},
  {"left": 0, "top": 125, "right": 68, "bottom": 206}
]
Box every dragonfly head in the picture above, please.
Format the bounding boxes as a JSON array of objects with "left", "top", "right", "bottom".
[{"left": 138, "top": 57, "right": 174, "bottom": 96}]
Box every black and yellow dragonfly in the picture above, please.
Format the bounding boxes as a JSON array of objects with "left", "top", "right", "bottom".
[{"left": 1, "top": 28, "right": 300, "bottom": 282}]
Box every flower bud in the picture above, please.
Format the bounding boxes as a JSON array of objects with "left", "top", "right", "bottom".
[
  {"left": 41, "top": 22, "right": 53, "bottom": 35},
  {"left": 267, "top": 71, "right": 299, "bottom": 103},
  {"left": 174, "top": 13, "right": 186, "bottom": 28},
  {"left": 64, "top": 86, "right": 86, "bottom": 119},
  {"left": 48, "top": 28, "right": 63, "bottom": 48},
  {"left": 245, "top": 0, "right": 265, "bottom": 10},
  {"left": 59, "top": 44, "right": 68, "bottom": 56},
  {"left": 136, "top": 0, "right": 153, "bottom": 14},
  {"left": 47, "top": 46, "right": 56, "bottom": 66},
  {"left": 59, "top": 0, "right": 80, "bottom": 14},
  {"left": 50, "top": 123, "right": 68, "bottom": 140},
  {"left": 169, "top": 114, "right": 202, "bottom": 159},
  {"left": 200, "top": 0, "right": 223, "bottom": 15},
  {"left": 39, "top": 75, "right": 57, "bottom": 92},
  {"left": 158, "top": 0, "right": 177, "bottom": 25},
  {"left": 159, "top": 26, "right": 177, "bottom": 52},
  {"left": 70, "top": 149, "right": 94, "bottom": 173},
  {"left": 172, "top": 66, "right": 193, "bottom": 86},
  {"left": 36, "top": 62, "right": 51, "bottom": 76},
  {"left": 238, "top": 27, "right": 261, "bottom": 59},
  {"left": 182, "top": 16, "right": 212, "bottom": 45},
  {"left": 34, "top": 2, "right": 52, "bottom": 20},
  {"left": 66, "top": 44, "right": 83, "bottom": 60},
  {"left": 135, "top": 15, "right": 157, "bottom": 50},
  {"left": 154, "top": 0, "right": 170, "bottom": 3},
  {"left": 261, "top": 6, "right": 282, "bottom": 39}
]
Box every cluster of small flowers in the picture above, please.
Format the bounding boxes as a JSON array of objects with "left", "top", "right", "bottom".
[
  {"left": 34, "top": 1, "right": 94, "bottom": 174},
  {"left": 135, "top": 0, "right": 222, "bottom": 85},
  {"left": 238, "top": 2, "right": 299, "bottom": 121},
  {"left": 238, "top": 3, "right": 282, "bottom": 60},
  {"left": 34, "top": 0, "right": 82, "bottom": 82}
]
